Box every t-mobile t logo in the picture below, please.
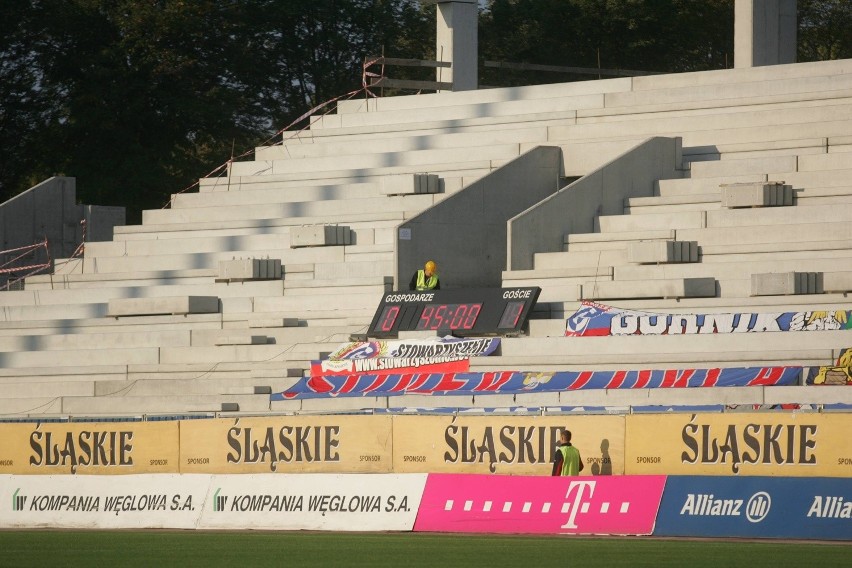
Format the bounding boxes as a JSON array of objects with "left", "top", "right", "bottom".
[{"left": 560, "top": 480, "right": 630, "bottom": 530}]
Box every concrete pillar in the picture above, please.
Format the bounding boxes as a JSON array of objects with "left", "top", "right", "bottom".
[
  {"left": 735, "top": 0, "right": 797, "bottom": 68},
  {"left": 422, "top": 0, "right": 478, "bottom": 91}
]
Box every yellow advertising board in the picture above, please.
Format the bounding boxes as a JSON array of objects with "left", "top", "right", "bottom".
[
  {"left": 626, "top": 413, "right": 852, "bottom": 477},
  {"left": 0, "top": 421, "right": 179, "bottom": 475},
  {"left": 179, "top": 415, "right": 393, "bottom": 474},
  {"left": 391, "top": 415, "right": 625, "bottom": 475}
]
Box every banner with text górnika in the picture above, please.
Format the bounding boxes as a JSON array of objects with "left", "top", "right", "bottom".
[{"left": 414, "top": 474, "right": 665, "bottom": 535}]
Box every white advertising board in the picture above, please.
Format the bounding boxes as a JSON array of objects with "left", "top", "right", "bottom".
[
  {"left": 0, "top": 473, "right": 427, "bottom": 531},
  {"left": 198, "top": 473, "right": 427, "bottom": 531},
  {"left": 0, "top": 474, "right": 209, "bottom": 529}
]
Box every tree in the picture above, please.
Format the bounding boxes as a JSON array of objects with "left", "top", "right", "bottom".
[{"left": 799, "top": 0, "right": 852, "bottom": 61}]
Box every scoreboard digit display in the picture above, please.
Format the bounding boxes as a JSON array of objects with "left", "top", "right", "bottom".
[{"left": 368, "top": 287, "right": 541, "bottom": 338}]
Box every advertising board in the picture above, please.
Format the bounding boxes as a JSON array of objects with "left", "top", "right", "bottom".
[
  {"left": 0, "top": 474, "right": 208, "bottom": 529},
  {"left": 626, "top": 413, "right": 852, "bottom": 477},
  {"left": 392, "top": 415, "right": 625, "bottom": 475},
  {"left": 0, "top": 421, "right": 179, "bottom": 475},
  {"left": 179, "top": 415, "right": 393, "bottom": 474},
  {"left": 198, "top": 473, "right": 426, "bottom": 531},
  {"left": 414, "top": 473, "right": 665, "bottom": 535},
  {"left": 655, "top": 476, "right": 852, "bottom": 540}
]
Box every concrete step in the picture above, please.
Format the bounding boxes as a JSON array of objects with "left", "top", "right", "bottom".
[
  {"left": 265, "top": 126, "right": 549, "bottom": 160},
  {"left": 700, "top": 240, "right": 852, "bottom": 261},
  {"left": 114, "top": 215, "right": 402, "bottom": 242},
  {"left": 498, "top": 330, "right": 850, "bottom": 357},
  {"left": 178, "top": 181, "right": 381, "bottom": 205},
  {"left": 143, "top": 194, "right": 439, "bottom": 225},
  {"left": 563, "top": 101, "right": 852, "bottom": 147},
  {"left": 25, "top": 269, "right": 217, "bottom": 290},
  {"left": 470, "top": 349, "right": 827, "bottom": 371},
  {"left": 313, "top": 93, "right": 603, "bottom": 130},
  {"left": 230, "top": 142, "right": 522, "bottom": 178},
  {"left": 534, "top": 249, "right": 628, "bottom": 270},
  {"left": 614, "top": 255, "right": 852, "bottom": 282},
  {"left": 0, "top": 313, "right": 223, "bottom": 337},
  {"left": 159, "top": 344, "right": 330, "bottom": 366},
  {"left": 0, "top": 397, "right": 63, "bottom": 415},
  {"left": 580, "top": 277, "right": 715, "bottom": 301},
  {"left": 0, "top": 330, "right": 190, "bottom": 352},
  {"left": 689, "top": 155, "right": 798, "bottom": 178},
  {"left": 0, "top": 380, "right": 95, "bottom": 399},
  {"left": 93, "top": 376, "right": 300, "bottom": 397},
  {"left": 605, "top": 69, "right": 852, "bottom": 108},
  {"left": 60, "top": 394, "right": 271, "bottom": 415},
  {"left": 337, "top": 77, "right": 631, "bottom": 114},
  {"left": 71, "top": 246, "right": 343, "bottom": 274},
  {"left": 0, "top": 280, "right": 282, "bottom": 308},
  {"left": 85, "top": 234, "right": 392, "bottom": 259},
  {"left": 598, "top": 202, "right": 852, "bottom": 234},
  {"left": 0, "top": 347, "right": 159, "bottom": 369}
]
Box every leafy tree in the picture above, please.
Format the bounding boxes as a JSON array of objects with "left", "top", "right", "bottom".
[{"left": 799, "top": 0, "right": 852, "bottom": 61}]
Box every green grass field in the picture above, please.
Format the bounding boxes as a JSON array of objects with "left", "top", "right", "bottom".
[{"left": 0, "top": 531, "right": 848, "bottom": 568}]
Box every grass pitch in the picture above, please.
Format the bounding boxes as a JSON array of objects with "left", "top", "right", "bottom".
[{"left": 0, "top": 531, "right": 848, "bottom": 567}]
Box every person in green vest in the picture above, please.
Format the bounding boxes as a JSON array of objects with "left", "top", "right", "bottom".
[
  {"left": 409, "top": 260, "right": 440, "bottom": 291},
  {"left": 551, "top": 429, "right": 584, "bottom": 476}
]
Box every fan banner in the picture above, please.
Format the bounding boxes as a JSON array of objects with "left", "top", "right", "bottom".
[
  {"left": 565, "top": 301, "right": 852, "bottom": 337},
  {"left": 326, "top": 337, "right": 500, "bottom": 360},
  {"left": 271, "top": 366, "right": 801, "bottom": 400},
  {"left": 807, "top": 347, "right": 852, "bottom": 385}
]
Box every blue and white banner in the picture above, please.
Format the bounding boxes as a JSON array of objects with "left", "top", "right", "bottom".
[
  {"left": 655, "top": 476, "right": 852, "bottom": 540},
  {"left": 566, "top": 302, "right": 852, "bottom": 337}
]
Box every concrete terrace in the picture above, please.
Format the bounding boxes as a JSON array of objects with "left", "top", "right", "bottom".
[{"left": 2, "top": 58, "right": 852, "bottom": 418}]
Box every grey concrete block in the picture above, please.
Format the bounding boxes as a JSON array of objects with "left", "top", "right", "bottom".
[
  {"left": 107, "top": 296, "right": 220, "bottom": 317},
  {"left": 750, "top": 272, "right": 824, "bottom": 296},
  {"left": 380, "top": 173, "right": 440, "bottom": 195},
  {"left": 290, "top": 225, "right": 352, "bottom": 247},
  {"left": 721, "top": 182, "right": 793, "bottom": 208},
  {"left": 248, "top": 317, "right": 300, "bottom": 328},
  {"left": 216, "top": 258, "right": 282, "bottom": 281},
  {"left": 213, "top": 336, "right": 269, "bottom": 346},
  {"left": 627, "top": 240, "right": 698, "bottom": 264}
]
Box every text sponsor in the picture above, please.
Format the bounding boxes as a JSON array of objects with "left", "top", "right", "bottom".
[
  {"left": 226, "top": 425, "right": 340, "bottom": 471},
  {"left": 212, "top": 490, "right": 409, "bottom": 515},
  {"left": 13, "top": 492, "right": 194, "bottom": 516},
  {"left": 29, "top": 430, "right": 134, "bottom": 473},
  {"left": 352, "top": 356, "right": 463, "bottom": 372},
  {"left": 443, "top": 425, "right": 563, "bottom": 473},
  {"left": 679, "top": 492, "right": 770, "bottom": 523},
  {"left": 681, "top": 420, "right": 817, "bottom": 474},
  {"left": 808, "top": 496, "right": 852, "bottom": 519}
]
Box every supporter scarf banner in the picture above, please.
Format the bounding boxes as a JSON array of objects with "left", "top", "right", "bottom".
[
  {"left": 565, "top": 301, "right": 852, "bottom": 337},
  {"left": 271, "top": 366, "right": 801, "bottom": 400},
  {"left": 807, "top": 347, "right": 852, "bottom": 385}
]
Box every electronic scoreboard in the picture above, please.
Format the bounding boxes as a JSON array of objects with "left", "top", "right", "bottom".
[{"left": 367, "top": 287, "right": 541, "bottom": 337}]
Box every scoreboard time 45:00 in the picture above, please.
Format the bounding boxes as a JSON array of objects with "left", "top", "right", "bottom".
[{"left": 368, "top": 287, "right": 541, "bottom": 337}]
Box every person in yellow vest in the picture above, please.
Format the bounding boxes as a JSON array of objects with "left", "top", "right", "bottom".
[
  {"left": 409, "top": 260, "right": 440, "bottom": 291},
  {"left": 551, "top": 429, "right": 584, "bottom": 476}
]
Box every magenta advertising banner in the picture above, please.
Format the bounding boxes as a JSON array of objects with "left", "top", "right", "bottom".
[{"left": 413, "top": 474, "right": 666, "bottom": 535}]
